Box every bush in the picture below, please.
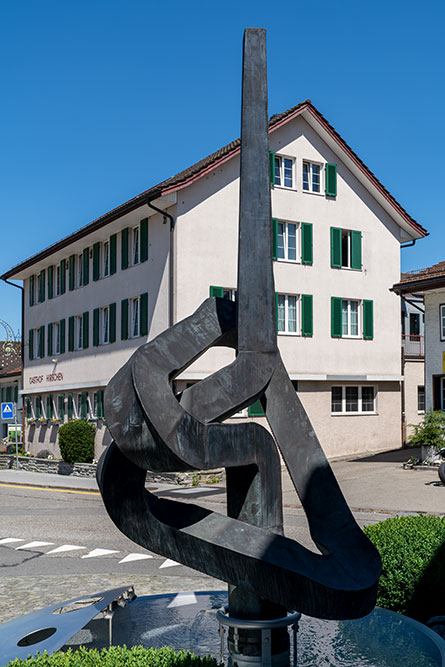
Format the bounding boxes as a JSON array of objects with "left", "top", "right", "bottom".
[
  {"left": 36, "top": 449, "right": 53, "bottom": 459},
  {"left": 363, "top": 515, "right": 445, "bottom": 622},
  {"left": 6, "top": 646, "right": 221, "bottom": 666},
  {"left": 58, "top": 420, "right": 95, "bottom": 464},
  {"left": 408, "top": 410, "right": 445, "bottom": 451}
]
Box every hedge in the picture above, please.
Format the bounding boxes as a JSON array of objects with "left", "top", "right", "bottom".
[
  {"left": 363, "top": 514, "right": 445, "bottom": 622},
  {"left": 58, "top": 420, "right": 95, "bottom": 464},
  {"left": 6, "top": 646, "right": 221, "bottom": 666}
]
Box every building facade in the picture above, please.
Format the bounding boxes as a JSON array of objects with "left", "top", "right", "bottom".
[{"left": 2, "top": 101, "right": 427, "bottom": 460}]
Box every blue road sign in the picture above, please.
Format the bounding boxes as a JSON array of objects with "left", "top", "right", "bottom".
[{"left": 1, "top": 402, "right": 14, "bottom": 420}]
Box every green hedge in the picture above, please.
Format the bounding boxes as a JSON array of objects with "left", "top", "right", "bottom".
[
  {"left": 6, "top": 646, "right": 221, "bottom": 666},
  {"left": 363, "top": 515, "right": 445, "bottom": 622},
  {"left": 58, "top": 420, "right": 95, "bottom": 464}
]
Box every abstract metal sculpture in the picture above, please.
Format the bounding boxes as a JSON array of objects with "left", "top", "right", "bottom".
[{"left": 98, "top": 26, "right": 381, "bottom": 661}]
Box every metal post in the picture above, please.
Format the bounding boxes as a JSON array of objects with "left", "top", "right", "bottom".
[{"left": 14, "top": 402, "right": 19, "bottom": 470}]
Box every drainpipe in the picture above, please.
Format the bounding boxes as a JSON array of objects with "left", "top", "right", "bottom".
[
  {"left": 146, "top": 200, "right": 176, "bottom": 328},
  {"left": 1, "top": 278, "right": 25, "bottom": 445}
]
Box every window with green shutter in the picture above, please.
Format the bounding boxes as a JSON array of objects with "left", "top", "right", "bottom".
[
  {"left": 121, "top": 299, "right": 129, "bottom": 340},
  {"left": 39, "top": 326, "right": 45, "bottom": 358},
  {"left": 38, "top": 270, "right": 46, "bottom": 303},
  {"left": 325, "top": 163, "right": 337, "bottom": 197},
  {"left": 110, "top": 234, "right": 117, "bottom": 274},
  {"left": 68, "top": 316, "right": 75, "bottom": 352},
  {"left": 81, "top": 392, "right": 88, "bottom": 420},
  {"left": 363, "top": 300, "right": 374, "bottom": 339},
  {"left": 301, "top": 294, "right": 313, "bottom": 337},
  {"left": 47, "top": 395, "right": 54, "bottom": 419},
  {"left": 301, "top": 223, "right": 313, "bottom": 265},
  {"left": 0, "top": 387, "right": 4, "bottom": 402},
  {"left": 93, "top": 308, "right": 100, "bottom": 346},
  {"left": 121, "top": 228, "right": 129, "bottom": 270},
  {"left": 330, "top": 227, "right": 342, "bottom": 268},
  {"left": 140, "top": 218, "right": 148, "bottom": 263},
  {"left": 14, "top": 385, "right": 18, "bottom": 403},
  {"left": 272, "top": 218, "right": 278, "bottom": 260},
  {"left": 29, "top": 275, "right": 35, "bottom": 306},
  {"left": 58, "top": 394, "right": 65, "bottom": 420},
  {"left": 60, "top": 319, "right": 66, "bottom": 354},
  {"left": 269, "top": 152, "right": 275, "bottom": 185},
  {"left": 209, "top": 286, "right": 224, "bottom": 297},
  {"left": 83, "top": 248, "right": 89, "bottom": 285},
  {"left": 93, "top": 243, "right": 100, "bottom": 281},
  {"left": 82, "top": 312, "right": 89, "bottom": 349},
  {"left": 140, "top": 293, "right": 148, "bottom": 336},
  {"left": 350, "top": 231, "right": 362, "bottom": 270},
  {"left": 6, "top": 386, "right": 12, "bottom": 402},
  {"left": 331, "top": 297, "right": 342, "bottom": 337},
  {"left": 47, "top": 322, "right": 53, "bottom": 356},
  {"left": 47, "top": 266, "right": 54, "bottom": 299},
  {"left": 29, "top": 329, "right": 34, "bottom": 360},
  {"left": 26, "top": 397, "right": 32, "bottom": 419},
  {"left": 60, "top": 259, "right": 66, "bottom": 294},
  {"left": 69, "top": 255, "right": 75, "bottom": 290},
  {"left": 35, "top": 396, "right": 41, "bottom": 419},
  {"left": 68, "top": 393, "right": 74, "bottom": 420},
  {"left": 97, "top": 390, "right": 104, "bottom": 419},
  {"left": 248, "top": 399, "right": 265, "bottom": 417},
  {"left": 110, "top": 302, "right": 116, "bottom": 343}
]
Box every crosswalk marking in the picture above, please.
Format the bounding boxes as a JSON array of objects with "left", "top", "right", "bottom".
[
  {"left": 119, "top": 553, "right": 153, "bottom": 563},
  {"left": 159, "top": 558, "right": 181, "bottom": 569},
  {"left": 0, "top": 538, "right": 24, "bottom": 544},
  {"left": 167, "top": 592, "right": 198, "bottom": 607},
  {"left": 15, "top": 541, "right": 54, "bottom": 550},
  {"left": 46, "top": 544, "right": 86, "bottom": 554},
  {"left": 81, "top": 548, "right": 119, "bottom": 559}
]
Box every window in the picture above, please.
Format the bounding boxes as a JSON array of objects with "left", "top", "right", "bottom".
[
  {"left": 417, "top": 386, "right": 425, "bottom": 413},
  {"left": 91, "top": 393, "right": 98, "bottom": 419},
  {"left": 302, "top": 161, "right": 322, "bottom": 193},
  {"left": 34, "top": 327, "right": 44, "bottom": 359},
  {"left": 331, "top": 386, "right": 376, "bottom": 414},
  {"left": 274, "top": 155, "right": 294, "bottom": 188},
  {"left": 78, "top": 253, "right": 84, "bottom": 288},
  {"left": 103, "top": 241, "right": 110, "bottom": 277},
  {"left": 76, "top": 392, "right": 88, "bottom": 419},
  {"left": 209, "top": 286, "right": 236, "bottom": 300},
  {"left": 277, "top": 294, "right": 298, "bottom": 334},
  {"left": 277, "top": 222, "right": 297, "bottom": 261},
  {"left": 130, "top": 297, "right": 140, "bottom": 337},
  {"left": 101, "top": 306, "right": 110, "bottom": 344},
  {"left": 54, "top": 321, "right": 61, "bottom": 355},
  {"left": 331, "top": 228, "right": 362, "bottom": 270},
  {"left": 56, "top": 265, "right": 61, "bottom": 296},
  {"left": 76, "top": 394, "right": 82, "bottom": 418},
  {"left": 75, "top": 315, "right": 84, "bottom": 350},
  {"left": 132, "top": 226, "right": 140, "bottom": 265},
  {"left": 440, "top": 305, "right": 445, "bottom": 341},
  {"left": 58, "top": 395, "right": 65, "bottom": 420},
  {"left": 342, "top": 300, "right": 360, "bottom": 337}
]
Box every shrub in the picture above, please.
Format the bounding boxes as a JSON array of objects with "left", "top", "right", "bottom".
[
  {"left": 36, "top": 449, "right": 53, "bottom": 459},
  {"left": 58, "top": 420, "right": 95, "bottom": 464},
  {"left": 6, "top": 646, "right": 221, "bottom": 666},
  {"left": 408, "top": 410, "right": 445, "bottom": 452},
  {"left": 363, "top": 515, "right": 445, "bottom": 622}
]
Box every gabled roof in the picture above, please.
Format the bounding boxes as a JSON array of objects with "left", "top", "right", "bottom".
[
  {"left": 393, "top": 262, "right": 445, "bottom": 294},
  {"left": 2, "top": 100, "right": 427, "bottom": 281}
]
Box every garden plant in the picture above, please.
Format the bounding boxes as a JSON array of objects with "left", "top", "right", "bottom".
[{"left": 58, "top": 420, "right": 95, "bottom": 464}]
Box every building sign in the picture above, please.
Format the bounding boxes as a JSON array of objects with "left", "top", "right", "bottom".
[{"left": 29, "top": 373, "right": 64, "bottom": 385}]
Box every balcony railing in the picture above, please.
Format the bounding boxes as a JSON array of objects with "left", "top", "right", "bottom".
[{"left": 402, "top": 334, "right": 424, "bottom": 357}]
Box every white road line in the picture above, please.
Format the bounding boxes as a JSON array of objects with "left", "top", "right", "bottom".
[
  {"left": 167, "top": 592, "right": 198, "bottom": 607},
  {"left": 81, "top": 548, "right": 119, "bottom": 559},
  {"left": 159, "top": 558, "right": 181, "bottom": 569},
  {"left": 46, "top": 544, "right": 87, "bottom": 554},
  {"left": 15, "top": 541, "right": 54, "bottom": 550},
  {"left": 0, "top": 538, "right": 24, "bottom": 544},
  {"left": 119, "top": 553, "right": 153, "bottom": 564}
]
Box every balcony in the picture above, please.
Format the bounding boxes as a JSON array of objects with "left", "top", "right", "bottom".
[{"left": 402, "top": 334, "right": 424, "bottom": 357}]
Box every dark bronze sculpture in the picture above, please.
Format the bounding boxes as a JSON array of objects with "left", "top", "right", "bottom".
[{"left": 97, "top": 26, "right": 381, "bottom": 655}]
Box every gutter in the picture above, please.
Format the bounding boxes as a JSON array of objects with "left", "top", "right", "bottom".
[
  {"left": 1, "top": 277, "right": 25, "bottom": 446},
  {"left": 146, "top": 199, "right": 176, "bottom": 328}
]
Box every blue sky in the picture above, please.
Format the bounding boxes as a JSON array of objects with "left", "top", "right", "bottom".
[{"left": 1, "top": 0, "right": 443, "bottom": 336}]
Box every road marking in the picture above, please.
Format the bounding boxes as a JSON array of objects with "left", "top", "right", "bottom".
[
  {"left": 81, "top": 548, "right": 119, "bottom": 559},
  {"left": 119, "top": 553, "right": 153, "bottom": 563},
  {"left": 0, "top": 483, "right": 100, "bottom": 496},
  {"left": 159, "top": 558, "right": 181, "bottom": 569},
  {"left": 46, "top": 544, "right": 86, "bottom": 554},
  {"left": 0, "top": 538, "right": 24, "bottom": 544},
  {"left": 15, "top": 541, "right": 54, "bottom": 550},
  {"left": 167, "top": 592, "right": 197, "bottom": 607}
]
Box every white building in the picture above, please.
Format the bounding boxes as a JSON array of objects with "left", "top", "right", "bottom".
[{"left": 2, "top": 100, "right": 427, "bottom": 460}]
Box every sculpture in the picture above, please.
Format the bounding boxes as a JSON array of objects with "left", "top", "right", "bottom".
[{"left": 97, "top": 26, "right": 381, "bottom": 662}]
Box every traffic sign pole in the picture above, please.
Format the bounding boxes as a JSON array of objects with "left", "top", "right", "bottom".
[{"left": 14, "top": 403, "right": 18, "bottom": 470}]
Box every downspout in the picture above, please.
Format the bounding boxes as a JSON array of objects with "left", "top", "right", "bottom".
[
  {"left": 146, "top": 200, "right": 176, "bottom": 328},
  {"left": 1, "top": 278, "right": 25, "bottom": 445}
]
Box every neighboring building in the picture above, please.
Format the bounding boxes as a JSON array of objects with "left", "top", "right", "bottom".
[
  {"left": 393, "top": 263, "right": 445, "bottom": 416},
  {"left": 2, "top": 100, "right": 427, "bottom": 460},
  {"left": 0, "top": 341, "right": 22, "bottom": 442}
]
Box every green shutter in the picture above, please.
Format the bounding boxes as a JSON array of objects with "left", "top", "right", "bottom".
[
  {"left": 301, "top": 223, "right": 313, "bottom": 265},
  {"left": 14, "top": 385, "right": 18, "bottom": 403},
  {"left": 60, "top": 319, "right": 66, "bottom": 354},
  {"left": 350, "top": 230, "right": 362, "bottom": 270},
  {"left": 69, "top": 255, "right": 75, "bottom": 290},
  {"left": 269, "top": 151, "right": 275, "bottom": 185},
  {"left": 39, "top": 270, "right": 45, "bottom": 302},
  {"left": 39, "top": 325, "right": 45, "bottom": 358},
  {"left": 275, "top": 291, "right": 279, "bottom": 329},
  {"left": 110, "top": 234, "right": 117, "bottom": 274},
  {"left": 272, "top": 218, "right": 278, "bottom": 260},
  {"left": 1, "top": 387, "right": 4, "bottom": 401},
  {"left": 140, "top": 292, "right": 148, "bottom": 336},
  {"left": 301, "top": 294, "right": 313, "bottom": 337},
  {"left": 363, "top": 300, "right": 374, "bottom": 340},
  {"left": 68, "top": 316, "right": 75, "bottom": 352},
  {"left": 58, "top": 394, "right": 65, "bottom": 419},
  {"left": 121, "top": 299, "right": 129, "bottom": 340},
  {"left": 68, "top": 393, "right": 73, "bottom": 420},
  {"left": 121, "top": 228, "right": 129, "bottom": 270},
  {"left": 97, "top": 390, "right": 104, "bottom": 419},
  {"left": 35, "top": 396, "right": 41, "bottom": 419},
  {"left": 47, "top": 322, "right": 53, "bottom": 357},
  {"left": 248, "top": 399, "right": 265, "bottom": 417},
  {"left": 6, "top": 386, "right": 12, "bottom": 402},
  {"left": 93, "top": 243, "right": 100, "bottom": 281},
  {"left": 47, "top": 395, "right": 53, "bottom": 419},
  {"left": 29, "top": 275, "right": 35, "bottom": 306},
  {"left": 93, "top": 308, "right": 100, "bottom": 346},
  {"left": 83, "top": 248, "right": 89, "bottom": 285},
  {"left": 330, "top": 227, "right": 342, "bottom": 268},
  {"left": 331, "top": 297, "right": 342, "bottom": 338},
  {"left": 81, "top": 392, "right": 88, "bottom": 420},
  {"left": 26, "top": 397, "right": 32, "bottom": 419},
  {"left": 140, "top": 219, "right": 148, "bottom": 263},
  {"left": 47, "top": 265, "right": 54, "bottom": 299},
  {"left": 325, "top": 163, "right": 337, "bottom": 197},
  {"left": 29, "top": 329, "right": 34, "bottom": 360},
  {"left": 209, "top": 286, "right": 224, "bottom": 297},
  {"left": 110, "top": 303, "right": 116, "bottom": 343},
  {"left": 60, "top": 259, "right": 66, "bottom": 294},
  {"left": 82, "top": 312, "right": 89, "bottom": 349}
]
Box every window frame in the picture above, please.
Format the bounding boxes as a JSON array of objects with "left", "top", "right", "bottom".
[
  {"left": 302, "top": 160, "right": 323, "bottom": 195},
  {"left": 130, "top": 296, "right": 141, "bottom": 338},
  {"left": 440, "top": 305, "right": 445, "bottom": 341},
  {"left": 277, "top": 221, "right": 299, "bottom": 263},
  {"left": 417, "top": 385, "right": 425, "bottom": 413},
  {"left": 53, "top": 321, "right": 61, "bottom": 355},
  {"left": 75, "top": 315, "right": 84, "bottom": 351},
  {"left": 34, "top": 327, "right": 42, "bottom": 359},
  {"left": 273, "top": 155, "right": 295, "bottom": 189},
  {"left": 77, "top": 253, "right": 84, "bottom": 288},
  {"left": 131, "top": 226, "right": 141, "bottom": 266},
  {"left": 277, "top": 293, "right": 299, "bottom": 336},
  {"left": 100, "top": 306, "right": 110, "bottom": 345},
  {"left": 55, "top": 265, "right": 61, "bottom": 297},
  {"left": 341, "top": 299, "right": 360, "bottom": 338},
  {"left": 102, "top": 240, "right": 110, "bottom": 278},
  {"left": 331, "top": 385, "right": 377, "bottom": 415}
]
